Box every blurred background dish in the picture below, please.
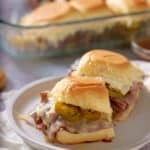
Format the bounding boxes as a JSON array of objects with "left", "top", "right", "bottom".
[
  {"left": 0, "top": 0, "right": 150, "bottom": 59},
  {"left": 132, "top": 23, "right": 150, "bottom": 61}
]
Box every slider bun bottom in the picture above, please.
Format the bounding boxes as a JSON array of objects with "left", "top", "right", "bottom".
[{"left": 56, "top": 128, "right": 115, "bottom": 144}]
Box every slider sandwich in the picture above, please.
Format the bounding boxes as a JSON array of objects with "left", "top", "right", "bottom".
[
  {"left": 30, "top": 76, "right": 115, "bottom": 144},
  {"left": 20, "top": 0, "right": 113, "bottom": 26},
  {"left": 71, "top": 50, "right": 144, "bottom": 121},
  {"left": 19, "top": 0, "right": 113, "bottom": 47}
]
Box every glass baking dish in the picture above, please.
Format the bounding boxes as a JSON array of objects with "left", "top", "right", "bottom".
[{"left": 0, "top": 0, "right": 150, "bottom": 59}]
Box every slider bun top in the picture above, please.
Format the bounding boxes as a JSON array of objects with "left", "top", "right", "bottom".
[
  {"left": 21, "top": 0, "right": 112, "bottom": 26},
  {"left": 20, "top": 2, "right": 72, "bottom": 26},
  {"left": 72, "top": 50, "right": 144, "bottom": 95},
  {"left": 106, "top": 0, "right": 149, "bottom": 13},
  {"left": 50, "top": 76, "right": 112, "bottom": 118},
  {"left": 70, "top": 0, "right": 105, "bottom": 13}
]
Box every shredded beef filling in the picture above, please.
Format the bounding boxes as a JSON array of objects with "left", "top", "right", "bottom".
[
  {"left": 110, "top": 82, "right": 143, "bottom": 117},
  {"left": 32, "top": 108, "right": 112, "bottom": 140}
]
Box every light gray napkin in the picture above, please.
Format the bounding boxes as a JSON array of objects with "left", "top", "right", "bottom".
[{"left": 0, "top": 90, "right": 34, "bottom": 150}]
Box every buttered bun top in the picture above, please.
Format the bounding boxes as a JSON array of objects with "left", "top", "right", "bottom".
[
  {"left": 20, "top": 0, "right": 111, "bottom": 26},
  {"left": 106, "top": 0, "right": 149, "bottom": 13},
  {"left": 72, "top": 50, "right": 144, "bottom": 95},
  {"left": 80, "top": 50, "right": 129, "bottom": 65},
  {"left": 21, "top": 2, "right": 72, "bottom": 25},
  {"left": 20, "top": 0, "right": 150, "bottom": 26},
  {"left": 50, "top": 76, "right": 112, "bottom": 120},
  {"left": 70, "top": 0, "right": 105, "bottom": 12}
]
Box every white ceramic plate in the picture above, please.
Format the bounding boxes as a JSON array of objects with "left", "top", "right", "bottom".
[{"left": 7, "top": 71, "right": 150, "bottom": 150}]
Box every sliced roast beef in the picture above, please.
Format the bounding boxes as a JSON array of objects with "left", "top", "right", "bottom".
[
  {"left": 46, "top": 114, "right": 113, "bottom": 140},
  {"left": 111, "top": 82, "right": 143, "bottom": 117},
  {"left": 58, "top": 117, "right": 113, "bottom": 133}
]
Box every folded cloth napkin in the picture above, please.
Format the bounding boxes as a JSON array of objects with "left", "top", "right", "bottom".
[
  {"left": 0, "top": 90, "right": 34, "bottom": 150},
  {"left": 0, "top": 60, "right": 150, "bottom": 150}
]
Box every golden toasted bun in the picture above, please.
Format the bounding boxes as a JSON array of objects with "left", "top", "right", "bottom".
[
  {"left": 69, "top": 0, "right": 112, "bottom": 21},
  {"left": 72, "top": 50, "right": 144, "bottom": 95},
  {"left": 56, "top": 128, "right": 115, "bottom": 144},
  {"left": 147, "top": 0, "right": 150, "bottom": 5},
  {"left": 20, "top": 2, "right": 72, "bottom": 26},
  {"left": 21, "top": 1, "right": 113, "bottom": 26},
  {"left": 50, "top": 76, "right": 112, "bottom": 120},
  {"left": 70, "top": 0, "right": 105, "bottom": 13},
  {"left": 0, "top": 68, "right": 6, "bottom": 90},
  {"left": 106, "top": 0, "right": 149, "bottom": 14}
]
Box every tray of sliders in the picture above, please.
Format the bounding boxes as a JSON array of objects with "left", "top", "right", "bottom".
[
  {"left": 7, "top": 49, "right": 150, "bottom": 150},
  {"left": 1, "top": 0, "right": 150, "bottom": 58}
]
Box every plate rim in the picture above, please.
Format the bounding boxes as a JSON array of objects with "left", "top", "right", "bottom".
[
  {"left": 7, "top": 76, "right": 67, "bottom": 150},
  {"left": 6, "top": 75, "right": 150, "bottom": 150}
]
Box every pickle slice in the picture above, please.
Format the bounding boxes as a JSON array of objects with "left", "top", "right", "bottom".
[
  {"left": 83, "top": 110, "right": 101, "bottom": 121},
  {"left": 55, "top": 102, "right": 82, "bottom": 122},
  {"left": 55, "top": 102, "right": 102, "bottom": 122},
  {"left": 108, "top": 88, "right": 124, "bottom": 99},
  {"left": 55, "top": 102, "right": 105, "bottom": 122}
]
